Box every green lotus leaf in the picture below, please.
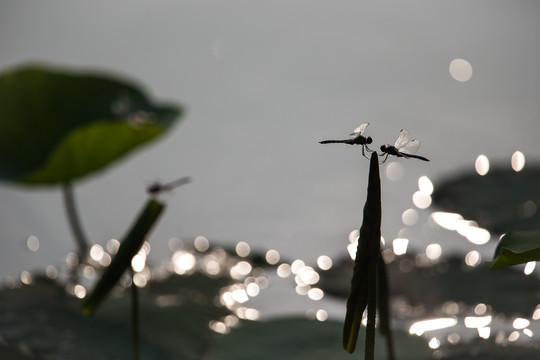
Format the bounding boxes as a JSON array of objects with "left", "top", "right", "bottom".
[
  {"left": 0, "top": 63, "right": 181, "bottom": 185},
  {"left": 490, "top": 231, "right": 540, "bottom": 269}
]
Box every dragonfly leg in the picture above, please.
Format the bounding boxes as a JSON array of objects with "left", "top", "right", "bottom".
[
  {"left": 379, "top": 153, "right": 389, "bottom": 164},
  {"left": 361, "top": 146, "right": 370, "bottom": 159}
]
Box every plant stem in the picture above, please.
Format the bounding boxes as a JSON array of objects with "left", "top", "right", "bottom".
[
  {"left": 130, "top": 267, "right": 141, "bottom": 360},
  {"left": 364, "top": 259, "right": 378, "bottom": 360},
  {"left": 62, "top": 182, "right": 89, "bottom": 258}
]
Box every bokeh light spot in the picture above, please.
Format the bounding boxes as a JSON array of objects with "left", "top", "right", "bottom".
[
  {"left": 385, "top": 161, "right": 404, "bottom": 181},
  {"left": 418, "top": 176, "right": 434, "bottom": 195},
  {"left": 402, "top": 208, "right": 419, "bottom": 226},
  {"left": 26, "top": 235, "right": 39, "bottom": 252},
  {"left": 317, "top": 255, "right": 333, "bottom": 270},
  {"left": 475, "top": 154, "right": 490, "bottom": 176},
  {"left": 392, "top": 238, "right": 409, "bottom": 256},
  {"left": 265, "top": 249, "right": 280, "bottom": 265},
  {"left": 412, "top": 191, "right": 432, "bottom": 209},
  {"left": 449, "top": 58, "right": 473, "bottom": 82},
  {"left": 511, "top": 151, "right": 525, "bottom": 172},
  {"left": 194, "top": 236, "right": 210, "bottom": 252},
  {"left": 425, "top": 243, "right": 442, "bottom": 260},
  {"left": 464, "top": 251, "right": 481, "bottom": 267},
  {"left": 235, "top": 242, "right": 250, "bottom": 257}
]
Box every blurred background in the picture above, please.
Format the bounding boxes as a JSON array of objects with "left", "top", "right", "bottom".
[{"left": 1, "top": 1, "right": 540, "bottom": 358}]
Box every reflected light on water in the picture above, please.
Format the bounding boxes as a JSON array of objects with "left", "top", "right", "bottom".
[
  {"left": 20, "top": 271, "right": 32, "bottom": 285},
  {"left": 231, "top": 261, "right": 252, "bottom": 279},
  {"left": 409, "top": 318, "right": 458, "bottom": 336},
  {"left": 513, "top": 318, "right": 530, "bottom": 329},
  {"left": 402, "top": 208, "right": 419, "bottom": 226},
  {"left": 449, "top": 58, "right": 473, "bottom": 82},
  {"left": 347, "top": 229, "right": 359, "bottom": 260},
  {"left": 45, "top": 265, "right": 58, "bottom": 279},
  {"left": 385, "top": 161, "right": 404, "bottom": 181},
  {"left": 533, "top": 306, "right": 540, "bottom": 320},
  {"left": 432, "top": 212, "right": 490, "bottom": 245},
  {"left": 307, "top": 288, "right": 324, "bottom": 301},
  {"left": 106, "top": 239, "right": 120, "bottom": 254},
  {"left": 99, "top": 253, "right": 112, "bottom": 267},
  {"left": 295, "top": 284, "right": 310, "bottom": 296},
  {"left": 478, "top": 327, "right": 491, "bottom": 339},
  {"left": 167, "top": 237, "right": 183, "bottom": 252},
  {"left": 475, "top": 154, "right": 490, "bottom": 176},
  {"left": 428, "top": 337, "right": 440, "bottom": 349},
  {"left": 317, "top": 255, "right": 333, "bottom": 270},
  {"left": 349, "top": 229, "right": 359, "bottom": 243},
  {"left": 474, "top": 303, "right": 487, "bottom": 315},
  {"left": 447, "top": 333, "right": 460, "bottom": 345},
  {"left": 26, "top": 235, "right": 39, "bottom": 252},
  {"left": 524, "top": 261, "right": 536, "bottom": 275},
  {"left": 172, "top": 251, "right": 196, "bottom": 274},
  {"left": 73, "top": 284, "right": 86, "bottom": 299},
  {"left": 508, "top": 331, "right": 520, "bottom": 342},
  {"left": 418, "top": 176, "right": 434, "bottom": 195},
  {"left": 511, "top": 151, "right": 526, "bottom": 172},
  {"left": 194, "top": 236, "right": 210, "bottom": 252},
  {"left": 265, "top": 249, "right": 280, "bottom": 265},
  {"left": 296, "top": 266, "right": 319, "bottom": 285},
  {"left": 425, "top": 243, "right": 442, "bottom": 260},
  {"left": 90, "top": 244, "right": 105, "bottom": 262},
  {"left": 461, "top": 225, "right": 491, "bottom": 245},
  {"left": 277, "top": 263, "right": 292, "bottom": 278},
  {"left": 523, "top": 328, "right": 534, "bottom": 337},
  {"left": 235, "top": 242, "right": 250, "bottom": 257},
  {"left": 431, "top": 212, "right": 463, "bottom": 231},
  {"left": 203, "top": 254, "right": 221, "bottom": 275},
  {"left": 464, "top": 315, "right": 492, "bottom": 328},
  {"left": 291, "top": 259, "right": 306, "bottom": 274},
  {"left": 209, "top": 320, "right": 228, "bottom": 334},
  {"left": 246, "top": 282, "right": 260, "bottom": 297},
  {"left": 347, "top": 242, "right": 358, "bottom": 260},
  {"left": 131, "top": 253, "right": 146, "bottom": 272},
  {"left": 465, "top": 251, "right": 481, "bottom": 266},
  {"left": 392, "top": 238, "right": 409, "bottom": 256},
  {"left": 412, "top": 191, "right": 431, "bottom": 209},
  {"left": 316, "top": 309, "right": 328, "bottom": 321},
  {"left": 238, "top": 307, "right": 260, "bottom": 320}
]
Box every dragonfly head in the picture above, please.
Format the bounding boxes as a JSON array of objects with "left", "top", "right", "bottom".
[
  {"left": 380, "top": 145, "right": 387, "bottom": 152},
  {"left": 365, "top": 136, "right": 373, "bottom": 144}
]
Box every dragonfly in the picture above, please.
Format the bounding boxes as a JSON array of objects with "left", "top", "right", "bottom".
[
  {"left": 379, "top": 129, "right": 429, "bottom": 163},
  {"left": 147, "top": 176, "right": 191, "bottom": 196},
  {"left": 319, "top": 123, "right": 374, "bottom": 158}
]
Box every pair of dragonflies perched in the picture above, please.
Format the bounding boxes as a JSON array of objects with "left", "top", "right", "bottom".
[{"left": 319, "top": 123, "right": 429, "bottom": 163}]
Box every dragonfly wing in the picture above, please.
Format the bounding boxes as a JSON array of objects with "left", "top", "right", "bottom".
[
  {"left": 351, "top": 122, "right": 369, "bottom": 136},
  {"left": 399, "top": 139, "right": 421, "bottom": 155},
  {"left": 393, "top": 129, "right": 410, "bottom": 149}
]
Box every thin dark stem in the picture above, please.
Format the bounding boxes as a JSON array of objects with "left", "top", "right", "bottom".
[
  {"left": 62, "top": 182, "right": 89, "bottom": 258},
  {"left": 130, "top": 267, "right": 141, "bottom": 360}
]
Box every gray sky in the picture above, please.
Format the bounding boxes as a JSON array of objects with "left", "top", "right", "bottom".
[{"left": 1, "top": 1, "right": 540, "bottom": 287}]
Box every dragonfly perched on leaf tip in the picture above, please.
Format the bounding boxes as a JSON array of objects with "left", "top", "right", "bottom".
[
  {"left": 147, "top": 176, "right": 191, "bottom": 196},
  {"left": 319, "top": 123, "right": 374, "bottom": 158},
  {"left": 379, "top": 129, "right": 429, "bottom": 163}
]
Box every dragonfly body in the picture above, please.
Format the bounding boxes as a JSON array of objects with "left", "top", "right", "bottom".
[
  {"left": 380, "top": 129, "right": 429, "bottom": 163},
  {"left": 320, "top": 123, "right": 373, "bottom": 158},
  {"left": 147, "top": 176, "right": 191, "bottom": 195}
]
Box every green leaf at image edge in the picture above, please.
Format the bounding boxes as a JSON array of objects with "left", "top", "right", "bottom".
[
  {"left": 490, "top": 231, "right": 540, "bottom": 269},
  {"left": 0, "top": 63, "right": 182, "bottom": 185}
]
